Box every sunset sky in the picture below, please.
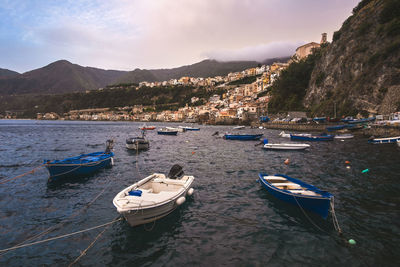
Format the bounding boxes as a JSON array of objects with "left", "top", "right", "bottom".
[{"left": 0, "top": 0, "right": 360, "bottom": 73}]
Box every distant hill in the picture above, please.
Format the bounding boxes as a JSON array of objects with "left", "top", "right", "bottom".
[
  {"left": 0, "top": 56, "right": 291, "bottom": 95},
  {"left": 116, "top": 59, "right": 261, "bottom": 84},
  {"left": 0, "top": 68, "right": 19, "bottom": 78},
  {"left": 262, "top": 56, "right": 291, "bottom": 65},
  {"left": 0, "top": 60, "right": 127, "bottom": 95}
]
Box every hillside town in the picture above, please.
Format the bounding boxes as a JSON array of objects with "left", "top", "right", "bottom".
[{"left": 36, "top": 61, "right": 289, "bottom": 124}]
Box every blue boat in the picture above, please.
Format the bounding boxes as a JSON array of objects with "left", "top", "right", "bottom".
[
  {"left": 290, "top": 133, "right": 334, "bottom": 141},
  {"left": 326, "top": 124, "right": 347, "bottom": 132},
  {"left": 258, "top": 173, "right": 332, "bottom": 219},
  {"left": 313, "top": 117, "right": 327, "bottom": 123},
  {"left": 45, "top": 140, "right": 114, "bottom": 182},
  {"left": 223, "top": 133, "right": 263, "bottom": 141},
  {"left": 368, "top": 136, "right": 400, "bottom": 144},
  {"left": 347, "top": 117, "right": 375, "bottom": 124}
]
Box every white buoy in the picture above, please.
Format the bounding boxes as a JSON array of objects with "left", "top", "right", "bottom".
[
  {"left": 187, "top": 188, "right": 194, "bottom": 196},
  {"left": 111, "top": 157, "right": 114, "bottom": 166},
  {"left": 176, "top": 196, "right": 186, "bottom": 205}
]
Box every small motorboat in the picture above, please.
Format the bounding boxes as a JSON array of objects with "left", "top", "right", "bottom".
[
  {"left": 179, "top": 126, "right": 200, "bottom": 131},
  {"left": 368, "top": 136, "right": 400, "bottom": 144},
  {"left": 262, "top": 139, "right": 310, "bottom": 150},
  {"left": 258, "top": 173, "right": 332, "bottom": 219},
  {"left": 223, "top": 133, "right": 263, "bottom": 141},
  {"left": 157, "top": 128, "right": 178, "bottom": 135},
  {"left": 279, "top": 131, "right": 291, "bottom": 138},
  {"left": 45, "top": 140, "right": 114, "bottom": 182},
  {"left": 139, "top": 124, "right": 156, "bottom": 130},
  {"left": 113, "top": 165, "right": 195, "bottom": 227},
  {"left": 334, "top": 134, "right": 354, "bottom": 139},
  {"left": 290, "top": 133, "right": 334, "bottom": 141},
  {"left": 233, "top": 125, "right": 245, "bottom": 130},
  {"left": 166, "top": 126, "right": 186, "bottom": 132},
  {"left": 126, "top": 131, "right": 149, "bottom": 150}
]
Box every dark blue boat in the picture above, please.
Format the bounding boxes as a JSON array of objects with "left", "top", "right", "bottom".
[
  {"left": 223, "top": 133, "right": 263, "bottom": 141},
  {"left": 290, "top": 133, "right": 334, "bottom": 141},
  {"left": 45, "top": 140, "right": 114, "bottom": 182},
  {"left": 258, "top": 173, "right": 332, "bottom": 219},
  {"left": 326, "top": 124, "right": 347, "bottom": 132}
]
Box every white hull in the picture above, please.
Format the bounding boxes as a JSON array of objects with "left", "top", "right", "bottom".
[
  {"left": 263, "top": 143, "right": 310, "bottom": 150},
  {"left": 334, "top": 134, "right": 354, "bottom": 139},
  {"left": 166, "top": 127, "right": 186, "bottom": 132},
  {"left": 397, "top": 140, "right": 400, "bottom": 147},
  {"left": 113, "top": 173, "right": 194, "bottom": 227}
]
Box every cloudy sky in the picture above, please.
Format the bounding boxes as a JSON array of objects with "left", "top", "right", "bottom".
[{"left": 0, "top": 0, "right": 360, "bottom": 73}]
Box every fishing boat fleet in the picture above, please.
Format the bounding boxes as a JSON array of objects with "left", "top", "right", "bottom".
[{"left": 41, "top": 120, "right": 399, "bottom": 229}]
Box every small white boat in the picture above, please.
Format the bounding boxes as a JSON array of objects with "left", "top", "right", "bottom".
[
  {"left": 279, "top": 131, "right": 291, "bottom": 138},
  {"left": 397, "top": 140, "right": 400, "bottom": 147},
  {"left": 233, "top": 126, "right": 245, "bottom": 130},
  {"left": 368, "top": 136, "right": 400, "bottom": 144},
  {"left": 166, "top": 126, "right": 186, "bottom": 132},
  {"left": 334, "top": 134, "right": 354, "bottom": 139},
  {"left": 113, "top": 165, "right": 194, "bottom": 227},
  {"left": 263, "top": 143, "right": 310, "bottom": 150}
]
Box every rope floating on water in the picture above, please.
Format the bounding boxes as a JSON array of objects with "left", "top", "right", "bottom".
[
  {"left": 68, "top": 216, "right": 119, "bottom": 267},
  {"left": 0, "top": 164, "right": 45, "bottom": 185},
  {"left": 0, "top": 217, "right": 123, "bottom": 253}
]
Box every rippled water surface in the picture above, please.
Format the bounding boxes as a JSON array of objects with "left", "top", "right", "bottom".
[{"left": 0, "top": 120, "right": 399, "bottom": 266}]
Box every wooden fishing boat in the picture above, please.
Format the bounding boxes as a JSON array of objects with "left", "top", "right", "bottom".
[
  {"left": 113, "top": 165, "right": 195, "bottom": 227},
  {"left": 290, "top": 133, "right": 334, "bottom": 141},
  {"left": 157, "top": 128, "right": 178, "bottom": 135},
  {"left": 45, "top": 140, "right": 114, "bottom": 182},
  {"left": 368, "top": 136, "right": 400, "bottom": 144},
  {"left": 258, "top": 173, "right": 332, "bottom": 219},
  {"left": 223, "top": 133, "right": 263, "bottom": 141}
]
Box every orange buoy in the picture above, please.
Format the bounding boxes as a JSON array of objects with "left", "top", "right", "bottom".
[
  {"left": 345, "top": 161, "right": 350, "bottom": 164},
  {"left": 284, "top": 158, "right": 290, "bottom": 165},
  {"left": 192, "top": 151, "right": 195, "bottom": 155}
]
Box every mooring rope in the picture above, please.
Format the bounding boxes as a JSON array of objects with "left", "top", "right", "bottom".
[
  {"left": 0, "top": 217, "right": 123, "bottom": 253},
  {"left": 68, "top": 216, "right": 119, "bottom": 267},
  {"left": 292, "top": 195, "right": 327, "bottom": 233},
  {"left": 0, "top": 164, "right": 45, "bottom": 185},
  {"left": 0, "top": 180, "right": 113, "bottom": 257}
]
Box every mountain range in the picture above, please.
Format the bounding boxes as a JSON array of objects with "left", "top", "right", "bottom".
[{"left": 0, "top": 57, "right": 290, "bottom": 96}]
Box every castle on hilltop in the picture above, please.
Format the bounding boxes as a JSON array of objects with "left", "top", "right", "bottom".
[{"left": 295, "top": 33, "right": 327, "bottom": 60}]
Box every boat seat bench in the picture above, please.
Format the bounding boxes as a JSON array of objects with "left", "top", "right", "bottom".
[
  {"left": 263, "top": 176, "right": 287, "bottom": 181},
  {"left": 271, "top": 183, "right": 302, "bottom": 189}
]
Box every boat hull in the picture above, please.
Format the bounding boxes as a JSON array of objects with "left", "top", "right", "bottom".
[
  {"left": 368, "top": 136, "right": 400, "bottom": 144},
  {"left": 120, "top": 189, "right": 188, "bottom": 227},
  {"left": 258, "top": 173, "right": 332, "bottom": 219},
  {"left": 263, "top": 143, "right": 310, "bottom": 150},
  {"left": 157, "top": 131, "right": 178, "bottom": 135},
  {"left": 126, "top": 142, "right": 149, "bottom": 150},
  {"left": 290, "top": 134, "right": 334, "bottom": 141},
  {"left": 224, "top": 134, "right": 263, "bottom": 140},
  {"left": 45, "top": 152, "right": 113, "bottom": 182}
]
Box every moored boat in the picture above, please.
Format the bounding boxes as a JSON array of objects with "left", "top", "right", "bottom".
[
  {"left": 126, "top": 136, "right": 149, "bottom": 150},
  {"left": 157, "top": 128, "right": 178, "bottom": 135},
  {"left": 263, "top": 143, "right": 310, "bottom": 150},
  {"left": 290, "top": 133, "right": 334, "bottom": 141},
  {"left": 113, "top": 165, "right": 195, "bottom": 227},
  {"left": 258, "top": 173, "right": 332, "bottom": 219},
  {"left": 368, "top": 136, "right": 400, "bottom": 144},
  {"left": 45, "top": 140, "right": 114, "bottom": 182},
  {"left": 397, "top": 140, "right": 400, "bottom": 147},
  {"left": 179, "top": 126, "right": 200, "bottom": 131},
  {"left": 334, "top": 134, "right": 354, "bottom": 139},
  {"left": 233, "top": 125, "right": 245, "bottom": 130},
  {"left": 278, "top": 131, "right": 291, "bottom": 138},
  {"left": 166, "top": 126, "right": 186, "bottom": 132},
  {"left": 224, "top": 133, "right": 263, "bottom": 141},
  {"left": 139, "top": 124, "right": 156, "bottom": 130}
]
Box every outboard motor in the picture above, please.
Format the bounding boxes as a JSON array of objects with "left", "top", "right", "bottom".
[
  {"left": 168, "top": 164, "right": 184, "bottom": 179},
  {"left": 105, "top": 139, "right": 114, "bottom": 153}
]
